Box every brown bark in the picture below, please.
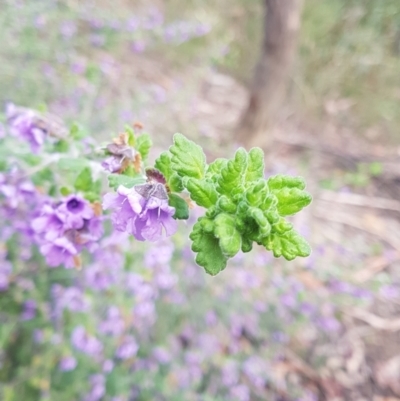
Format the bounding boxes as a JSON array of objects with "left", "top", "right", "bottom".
[{"left": 236, "top": 0, "right": 303, "bottom": 148}]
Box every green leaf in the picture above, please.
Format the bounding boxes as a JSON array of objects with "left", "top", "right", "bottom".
[
  {"left": 170, "top": 133, "right": 206, "bottom": 179},
  {"left": 268, "top": 175, "right": 306, "bottom": 191},
  {"left": 216, "top": 195, "right": 237, "bottom": 213},
  {"left": 217, "top": 148, "right": 248, "bottom": 198},
  {"left": 168, "top": 193, "right": 189, "bottom": 220},
  {"left": 69, "top": 122, "right": 87, "bottom": 140},
  {"left": 206, "top": 158, "right": 227, "bottom": 177},
  {"left": 154, "top": 151, "right": 173, "bottom": 181},
  {"left": 186, "top": 178, "right": 218, "bottom": 208},
  {"left": 262, "top": 229, "right": 311, "bottom": 260},
  {"left": 246, "top": 147, "right": 265, "bottom": 182},
  {"left": 136, "top": 134, "right": 152, "bottom": 160},
  {"left": 214, "top": 213, "right": 241, "bottom": 258},
  {"left": 190, "top": 218, "right": 228, "bottom": 275},
  {"left": 84, "top": 192, "right": 100, "bottom": 202},
  {"left": 125, "top": 126, "right": 136, "bottom": 147},
  {"left": 108, "top": 174, "right": 146, "bottom": 190},
  {"left": 53, "top": 139, "right": 70, "bottom": 153},
  {"left": 169, "top": 173, "right": 184, "bottom": 192},
  {"left": 60, "top": 186, "right": 72, "bottom": 196},
  {"left": 273, "top": 187, "right": 312, "bottom": 216},
  {"left": 74, "top": 167, "right": 93, "bottom": 192},
  {"left": 248, "top": 207, "right": 271, "bottom": 237},
  {"left": 241, "top": 237, "right": 253, "bottom": 253}
]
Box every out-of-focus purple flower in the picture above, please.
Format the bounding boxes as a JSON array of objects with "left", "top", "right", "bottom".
[
  {"left": 39, "top": 237, "right": 78, "bottom": 268},
  {"left": 103, "top": 185, "right": 177, "bottom": 242},
  {"left": 21, "top": 299, "right": 36, "bottom": 320},
  {"left": 230, "top": 384, "right": 250, "bottom": 401},
  {"left": 85, "top": 263, "right": 115, "bottom": 291},
  {"left": 379, "top": 284, "right": 400, "bottom": 299},
  {"left": 153, "top": 347, "right": 171, "bottom": 364},
  {"left": 99, "top": 307, "right": 125, "bottom": 336},
  {"left": 90, "top": 34, "right": 105, "bottom": 47},
  {"left": 5, "top": 103, "right": 46, "bottom": 153},
  {"left": 126, "top": 17, "right": 139, "bottom": 31},
  {"left": 143, "top": 8, "right": 164, "bottom": 30},
  {"left": 103, "top": 359, "right": 114, "bottom": 373},
  {"left": 243, "top": 356, "right": 268, "bottom": 388},
  {"left": 222, "top": 360, "right": 239, "bottom": 387},
  {"left": 130, "top": 40, "right": 146, "bottom": 53},
  {"left": 115, "top": 335, "right": 138, "bottom": 360},
  {"left": 32, "top": 203, "right": 65, "bottom": 240},
  {"left": 60, "top": 21, "right": 77, "bottom": 38},
  {"left": 59, "top": 356, "right": 77, "bottom": 372},
  {"left": 85, "top": 374, "right": 106, "bottom": 401},
  {"left": 71, "top": 326, "right": 103, "bottom": 356},
  {"left": 55, "top": 286, "right": 90, "bottom": 312},
  {"left": 0, "top": 260, "right": 12, "bottom": 291},
  {"left": 33, "top": 196, "right": 103, "bottom": 268}
]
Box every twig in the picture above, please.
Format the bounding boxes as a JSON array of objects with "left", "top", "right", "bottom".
[
  {"left": 345, "top": 308, "right": 400, "bottom": 332},
  {"left": 317, "top": 191, "right": 400, "bottom": 213},
  {"left": 313, "top": 207, "right": 400, "bottom": 253}
]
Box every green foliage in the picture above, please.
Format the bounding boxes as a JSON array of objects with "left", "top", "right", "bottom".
[
  {"left": 108, "top": 174, "right": 146, "bottom": 190},
  {"left": 160, "top": 135, "right": 313, "bottom": 275},
  {"left": 189, "top": 218, "right": 228, "bottom": 275},
  {"left": 136, "top": 134, "right": 152, "bottom": 161},
  {"left": 168, "top": 193, "right": 189, "bottom": 220},
  {"left": 186, "top": 178, "right": 218, "bottom": 208},
  {"left": 169, "top": 133, "right": 206, "bottom": 179}
]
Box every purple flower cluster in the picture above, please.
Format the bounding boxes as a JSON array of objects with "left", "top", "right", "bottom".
[
  {"left": 103, "top": 185, "right": 177, "bottom": 242},
  {"left": 6, "top": 103, "right": 46, "bottom": 153},
  {"left": 32, "top": 195, "right": 103, "bottom": 268}
]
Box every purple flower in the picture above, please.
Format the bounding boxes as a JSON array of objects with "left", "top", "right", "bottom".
[
  {"left": 6, "top": 103, "right": 46, "bottom": 153},
  {"left": 56, "top": 195, "right": 94, "bottom": 230},
  {"left": 85, "top": 374, "right": 105, "bottom": 401},
  {"left": 0, "top": 260, "right": 12, "bottom": 291},
  {"left": 115, "top": 335, "right": 138, "bottom": 360},
  {"left": 99, "top": 307, "right": 125, "bottom": 336},
  {"left": 33, "top": 196, "right": 103, "bottom": 268},
  {"left": 21, "top": 299, "right": 36, "bottom": 320},
  {"left": 56, "top": 286, "right": 90, "bottom": 312},
  {"left": 102, "top": 185, "right": 177, "bottom": 242},
  {"left": 71, "top": 326, "right": 103, "bottom": 356},
  {"left": 59, "top": 356, "right": 77, "bottom": 371},
  {"left": 39, "top": 237, "right": 78, "bottom": 268},
  {"left": 230, "top": 384, "right": 250, "bottom": 401}
]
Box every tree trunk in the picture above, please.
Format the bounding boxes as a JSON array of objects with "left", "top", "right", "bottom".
[{"left": 236, "top": 0, "right": 303, "bottom": 148}]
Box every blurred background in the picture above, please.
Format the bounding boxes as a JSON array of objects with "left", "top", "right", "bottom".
[{"left": 1, "top": 0, "right": 400, "bottom": 400}]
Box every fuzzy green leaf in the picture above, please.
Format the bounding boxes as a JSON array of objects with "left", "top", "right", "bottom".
[
  {"left": 274, "top": 187, "right": 312, "bottom": 216},
  {"left": 216, "top": 195, "right": 237, "bottom": 213},
  {"left": 206, "top": 158, "right": 227, "bottom": 178},
  {"left": 190, "top": 218, "right": 227, "bottom": 275},
  {"left": 170, "top": 133, "right": 206, "bottom": 179},
  {"left": 214, "top": 213, "right": 241, "bottom": 258},
  {"left": 154, "top": 151, "right": 173, "bottom": 181},
  {"left": 268, "top": 175, "right": 306, "bottom": 191},
  {"left": 74, "top": 167, "right": 93, "bottom": 192},
  {"left": 168, "top": 193, "right": 189, "bottom": 220},
  {"left": 136, "top": 134, "right": 152, "bottom": 160},
  {"left": 186, "top": 178, "right": 218, "bottom": 208},
  {"left": 217, "top": 148, "right": 248, "bottom": 198},
  {"left": 108, "top": 174, "right": 146, "bottom": 190},
  {"left": 262, "top": 229, "right": 311, "bottom": 260},
  {"left": 246, "top": 148, "right": 265, "bottom": 182},
  {"left": 248, "top": 207, "right": 271, "bottom": 237}
]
